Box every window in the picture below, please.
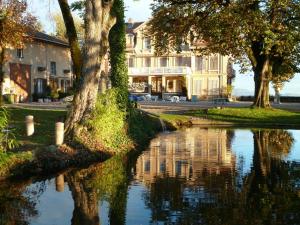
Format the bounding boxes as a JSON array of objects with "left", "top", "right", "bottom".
[
  {"left": 34, "top": 78, "right": 46, "bottom": 94},
  {"left": 160, "top": 57, "right": 168, "bottom": 67},
  {"left": 167, "top": 80, "right": 174, "bottom": 90},
  {"left": 17, "top": 49, "right": 24, "bottom": 59},
  {"left": 208, "top": 79, "right": 219, "bottom": 95},
  {"left": 193, "top": 80, "right": 202, "bottom": 95},
  {"left": 176, "top": 57, "right": 183, "bottom": 66},
  {"left": 66, "top": 80, "right": 71, "bottom": 91},
  {"left": 195, "top": 56, "right": 205, "bottom": 71},
  {"left": 144, "top": 57, "right": 151, "bottom": 67},
  {"left": 209, "top": 55, "right": 218, "bottom": 71},
  {"left": 128, "top": 57, "right": 134, "bottom": 67},
  {"left": 144, "top": 37, "right": 151, "bottom": 50},
  {"left": 183, "top": 57, "right": 191, "bottom": 67},
  {"left": 60, "top": 79, "right": 65, "bottom": 92},
  {"left": 175, "top": 161, "right": 182, "bottom": 175},
  {"left": 144, "top": 160, "right": 150, "bottom": 172},
  {"left": 160, "top": 160, "right": 166, "bottom": 173},
  {"left": 50, "top": 61, "right": 57, "bottom": 75}
]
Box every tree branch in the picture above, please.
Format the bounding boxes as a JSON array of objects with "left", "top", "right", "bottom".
[{"left": 58, "top": 0, "right": 82, "bottom": 87}]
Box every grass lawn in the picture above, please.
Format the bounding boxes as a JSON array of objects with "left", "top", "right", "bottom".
[
  {"left": 161, "top": 107, "right": 300, "bottom": 128},
  {"left": 7, "top": 107, "right": 67, "bottom": 147}
]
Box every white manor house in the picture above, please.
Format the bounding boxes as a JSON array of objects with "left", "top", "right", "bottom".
[{"left": 125, "top": 19, "right": 234, "bottom": 100}]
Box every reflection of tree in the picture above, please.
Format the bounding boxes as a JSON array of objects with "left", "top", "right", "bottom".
[
  {"left": 66, "top": 171, "right": 100, "bottom": 225},
  {"left": 66, "top": 155, "right": 131, "bottom": 225},
  {"left": 242, "top": 130, "right": 299, "bottom": 224},
  {"left": 0, "top": 181, "right": 42, "bottom": 225},
  {"left": 143, "top": 129, "right": 300, "bottom": 225}
]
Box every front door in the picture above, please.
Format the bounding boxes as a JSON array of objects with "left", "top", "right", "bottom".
[
  {"left": 10, "top": 63, "right": 31, "bottom": 102},
  {"left": 151, "top": 77, "right": 162, "bottom": 98}
]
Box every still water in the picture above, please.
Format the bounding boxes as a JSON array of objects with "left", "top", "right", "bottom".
[{"left": 1, "top": 128, "right": 300, "bottom": 225}]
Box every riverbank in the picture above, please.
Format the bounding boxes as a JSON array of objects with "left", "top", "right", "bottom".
[
  {"left": 0, "top": 107, "right": 161, "bottom": 180},
  {"left": 160, "top": 107, "right": 300, "bottom": 129}
]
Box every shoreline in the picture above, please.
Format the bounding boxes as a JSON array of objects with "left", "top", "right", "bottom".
[
  {"left": 0, "top": 109, "right": 162, "bottom": 182},
  {"left": 2, "top": 106, "right": 300, "bottom": 182}
]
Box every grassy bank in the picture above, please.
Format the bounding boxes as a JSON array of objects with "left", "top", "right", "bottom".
[
  {"left": 7, "top": 108, "right": 67, "bottom": 147},
  {"left": 0, "top": 106, "right": 161, "bottom": 180},
  {"left": 161, "top": 107, "right": 300, "bottom": 128}
]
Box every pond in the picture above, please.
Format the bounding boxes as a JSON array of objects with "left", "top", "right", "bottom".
[{"left": 0, "top": 127, "right": 300, "bottom": 225}]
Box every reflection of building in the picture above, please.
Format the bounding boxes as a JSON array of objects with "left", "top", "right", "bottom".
[
  {"left": 136, "top": 128, "right": 236, "bottom": 184},
  {"left": 125, "top": 19, "right": 233, "bottom": 100},
  {"left": 2, "top": 31, "right": 73, "bottom": 102}
]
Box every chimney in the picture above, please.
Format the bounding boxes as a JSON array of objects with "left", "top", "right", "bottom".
[{"left": 128, "top": 18, "right": 134, "bottom": 24}]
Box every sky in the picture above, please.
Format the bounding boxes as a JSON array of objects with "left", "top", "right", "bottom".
[{"left": 26, "top": 0, "right": 299, "bottom": 96}]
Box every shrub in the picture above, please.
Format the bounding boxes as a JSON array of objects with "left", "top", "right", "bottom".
[
  {"left": 85, "top": 89, "right": 131, "bottom": 151},
  {"left": 50, "top": 89, "right": 59, "bottom": 100},
  {"left": 32, "top": 93, "right": 46, "bottom": 102},
  {"left": 0, "top": 107, "right": 18, "bottom": 152}
]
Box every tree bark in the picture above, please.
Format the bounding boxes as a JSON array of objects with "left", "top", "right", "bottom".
[
  {"left": 58, "top": 0, "right": 116, "bottom": 137},
  {"left": 253, "top": 58, "right": 272, "bottom": 108},
  {"left": 0, "top": 46, "right": 5, "bottom": 106}
]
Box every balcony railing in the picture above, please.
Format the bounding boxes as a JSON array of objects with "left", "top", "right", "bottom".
[{"left": 128, "top": 66, "right": 192, "bottom": 76}]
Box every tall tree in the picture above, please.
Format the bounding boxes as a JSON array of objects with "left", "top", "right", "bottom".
[
  {"left": 51, "top": 12, "right": 84, "bottom": 42},
  {"left": 0, "top": 0, "right": 36, "bottom": 105},
  {"left": 148, "top": 0, "right": 300, "bottom": 108},
  {"left": 271, "top": 63, "right": 295, "bottom": 103},
  {"left": 57, "top": 0, "right": 116, "bottom": 137}
]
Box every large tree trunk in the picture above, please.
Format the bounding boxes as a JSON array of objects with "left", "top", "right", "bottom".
[
  {"left": 253, "top": 58, "right": 272, "bottom": 108},
  {"left": 66, "top": 173, "right": 100, "bottom": 225},
  {"left": 0, "top": 46, "right": 5, "bottom": 106},
  {"left": 59, "top": 0, "right": 116, "bottom": 137}
]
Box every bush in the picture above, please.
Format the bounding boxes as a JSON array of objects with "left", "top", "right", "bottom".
[
  {"left": 0, "top": 107, "right": 18, "bottom": 152},
  {"left": 50, "top": 90, "right": 59, "bottom": 100},
  {"left": 2, "top": 94, "right": 15, "bottom": 104},
  {"left": 32, "top": 93, "right": 46, "bottom": 102},
  {"left": 85, "top": 89, "right": 131, "bottom": 151}
]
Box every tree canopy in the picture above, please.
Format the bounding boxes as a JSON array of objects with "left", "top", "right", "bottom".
[
  {"left": 0, "top": 0, "right": 36, "bottom": 105},
  {"left": 51, "top": 12, "right": 84, "bottom": 42},
  {"left": 149, "top": 0, "right": 300, "bottom": 107}
]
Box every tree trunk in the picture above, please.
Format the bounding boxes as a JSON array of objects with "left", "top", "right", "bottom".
[
  {"left": 0, "top": 46, "right": 5, "bottom": 106},
  {"left": 253, "top": 58, "right": 272, "bottom": 108},
  {"left": 66, "top": 173, "right": 100, "bottom": 225},
  {"left": 274, "top": 87, "right": 281, "bottom": 104},
  {"left": 59, "top": 0, "right": 116, "bottom": 137}
]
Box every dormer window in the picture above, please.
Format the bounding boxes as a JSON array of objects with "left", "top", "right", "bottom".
[
  {"left": 144, "top": 37, "right": 151, "bottom": 50},
  {"left": 17, "top": 49, "right": 24, "bottom": 59}
]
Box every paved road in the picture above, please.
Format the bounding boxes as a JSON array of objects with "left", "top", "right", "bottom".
[{"left": 139, "top": 101, "right": 300, "bottom": 114}]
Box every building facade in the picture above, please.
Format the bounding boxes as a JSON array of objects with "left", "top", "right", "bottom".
[
  {"left": 2, "top": 31, "right": 73, "bottom": 102},
  {"left": 126, "top": 20, "right": 232, "bottom": 100}
]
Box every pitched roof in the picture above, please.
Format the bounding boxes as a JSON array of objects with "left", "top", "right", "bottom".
[
  {"left": 28, "top": 30, "right": 69, "bottom": 47},
  {"left": 125, "top": 22, "right": 144, "bottom": 34}
]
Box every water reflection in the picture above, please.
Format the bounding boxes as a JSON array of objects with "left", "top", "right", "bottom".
[
  {"left": 136, "top": 129, "right": 300, "bottom": 225},
  {"left": 0, "top": 180, "right": 43, "bottom": 224},
  {"left": 65, "top": 155, "right": 130, "bottom": 225},
  {"left": 0, "top": 128, "right": 299, "bottom": 225},
  {"left": 136, "top": 128, "right": 236, "bottom": 184}
]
